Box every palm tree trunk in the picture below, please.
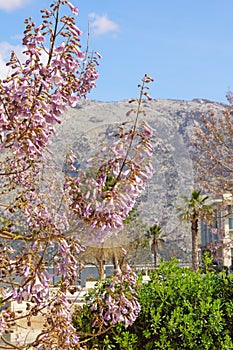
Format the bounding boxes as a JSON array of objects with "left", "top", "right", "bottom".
[
  {"left": 191, "top": 219, "right": 199, "bottom": 272},
  {"left": 154, "top": 251, "right": 158, "bottom": 268},
  {"left": 152, "top": 237, "right": 158, "bottom": 268}
]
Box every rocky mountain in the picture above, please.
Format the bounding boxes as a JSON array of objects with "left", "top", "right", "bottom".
[{"left": 51, "top": 98, "right": 225, "bottom": 263}]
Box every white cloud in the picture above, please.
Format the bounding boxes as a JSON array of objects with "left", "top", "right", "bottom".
[
  {"left": 0, "top": 56, "right": 9, "bottom": 80},
  {"left": 0, "top": 41, "right": 48, "bottom": 80},
  {"left": 0, "top": 41, "right": 23, "bottom": 60},
  {"left": 89, "top": 13, "right": 120, "bottom": 36},
  {"left": 0, "top": 42, "right": 24, "bottom": 79},
  {"left": 0, "top": 0, "right": 31, "bottom": 12}
]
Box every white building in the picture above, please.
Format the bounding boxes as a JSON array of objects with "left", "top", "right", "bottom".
[{"left": 200, "top": 194, "right": 233, "bottom": 269}]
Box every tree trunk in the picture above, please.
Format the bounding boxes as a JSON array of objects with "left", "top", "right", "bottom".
[
  {"left": 112, "top": 252, "right": 118, "bottom": 270},
  {"left": 154, "top": 250, "right": 158, "bottom": 268},
  {"left": 96, "top": 257, "right": 105, "bottom": 280},
  {"left": 112, "top": 251, "right": 125, "bottom": 272},
  {"left": 191, "top": 219, "right": 199, "bottom": 272},
  {"left": 96, "top": 247, "right": 105, "bottom": 280},
  {"left": 151, "top": 239, "right": 158, "bottom": 268}
]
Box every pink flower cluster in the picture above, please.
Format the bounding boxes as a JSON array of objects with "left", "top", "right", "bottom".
[
  {"left": 12, "top": 270, "right": 50, "bottom": 305},
  {"left": 0, "top": 2, "right": 99, "bottom": 346},
  {"left": 87, "top": 265, "right": 141, "bottom": 328},
  {"left": 64, "top": 118, "right": 154, "bottom": 234},
  {"left": 57, "top": 238, "right": 85, "bottom": 284},
  {"left": 37, "top": 292, "right": 80, "bottom": 349},
  {"left": 0, "top": 0, "right": 99, "bottom": 166},
  {"left": 0, "top": 0, "right": 155, "bottom": 346}
]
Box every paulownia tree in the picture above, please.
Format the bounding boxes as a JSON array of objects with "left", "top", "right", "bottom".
[
  {"left": 192, "top": 97, "right": 233, "bottom": 197},
  {"left": 192, "top": 97, "right": 233, "bottom": 262},
  {"left": 0, "top": 1, "right": 154, "bottom": 348}
]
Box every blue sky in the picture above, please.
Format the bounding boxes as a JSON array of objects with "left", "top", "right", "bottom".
[{"left": 1, "top": 0, "right": 233, "bottom": 103}]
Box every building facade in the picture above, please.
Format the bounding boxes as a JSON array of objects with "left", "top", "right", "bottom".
[{"left": 200, "top": 194, "right": 233, "bottom": 269}]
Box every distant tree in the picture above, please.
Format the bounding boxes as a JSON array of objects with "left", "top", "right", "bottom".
[
  {"left": 177, "top": 190, "right": 213, "bottom": 272},
  {"left": 146, "top": 224, "right": 166, "bottom": 267},
  {"left": 192, "top": 98, "right": 233, "bottom": 197},
  {"left": 93, "top": 246, "right": 105, "bottom": 280},
  {"left": 78, "top": 207, "right": 148, "bottom": 279}
]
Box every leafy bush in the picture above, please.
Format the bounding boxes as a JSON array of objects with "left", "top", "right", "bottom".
[
  {"left": 133, "top": 260, "right": 233, "bottom": 349},
  {"left": 73, "top": 260, "right": 233, "bottom": 349}
]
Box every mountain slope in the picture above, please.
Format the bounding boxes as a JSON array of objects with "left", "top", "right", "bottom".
[{"left": 51, "top": 98, "right": 225, "bottom": 262}]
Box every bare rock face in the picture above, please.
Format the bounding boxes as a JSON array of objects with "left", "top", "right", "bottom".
[{"left": 51, "top": 98, "right": 225, "bottom": 263}]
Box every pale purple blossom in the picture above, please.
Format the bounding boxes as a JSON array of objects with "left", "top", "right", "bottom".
[
  {"left": 0, "top": 1, "right": 153, "bottom": 347},
  {"left": 67, "top": 1, "right": 78, "bottom": 15},
  {"left": 87, "top": 267, "right": 141, "bottom": 328}
]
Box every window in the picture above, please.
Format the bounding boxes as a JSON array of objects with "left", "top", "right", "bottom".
[
  {"left": 231, "top": 248, "right": 233, "bottom": 268},
  {"left": 213, "top": 209, "right": 218, "bottom": 229},
  {"left": 229, "top": 217, "right": 233, "bottom": 230},
  {"left": 228, "top": 205, "right": 233, "bottom": 231}
]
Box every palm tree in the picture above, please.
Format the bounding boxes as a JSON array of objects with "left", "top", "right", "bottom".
[
  {"left": 146, "top": 224, "right": 166, "bottom": 267},
  {"left": 177, "top": 190, "right": 213, "bottom": 272}
]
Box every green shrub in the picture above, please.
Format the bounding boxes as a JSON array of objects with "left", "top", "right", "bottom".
[
  {"left": 73, "top": 260, "right": 233, "bottom": 349},
  {"left": 132, "top": 260, "right": 233, "bottom": 349}
]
